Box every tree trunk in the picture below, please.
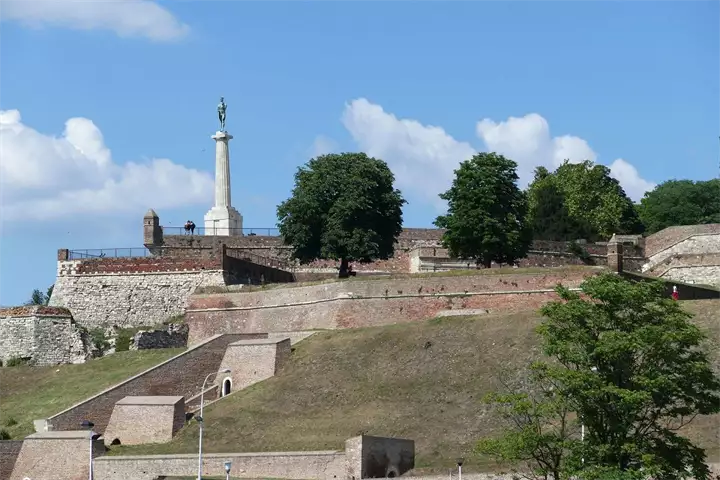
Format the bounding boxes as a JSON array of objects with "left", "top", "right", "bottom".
[{"left": 339, "top": 257, "right": 349, "bottom": 278}]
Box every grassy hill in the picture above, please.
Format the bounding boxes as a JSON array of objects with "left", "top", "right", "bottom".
[
  {"left": 0, "top": 348, "right": 184, "bottom": 439},
  {"left": 111, "top": 300, "right": 720, "bottom": 473}
]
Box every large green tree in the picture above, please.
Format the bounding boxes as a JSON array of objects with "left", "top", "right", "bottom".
[
  {"left": 527, "top": 161, "right": 643, "bottom": 241},
  {"left": 277, "top": 153, "right": 405, "bottom": 277},
  {"left": 434, "top": 152, "right": 532, "bottom": 268},
  {"left": 526, "top": 167, "right": 591, "bottom": 241},
  {"left": 479, "top": 273, "right": 720, "bottom": 480},
  {"left": 638, "top": 179, "right": 720, "bottom": 234}
]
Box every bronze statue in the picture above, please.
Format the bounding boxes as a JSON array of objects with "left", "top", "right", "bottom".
[{"left": 218, "top": 97, "right": 227, "bottom": 131}]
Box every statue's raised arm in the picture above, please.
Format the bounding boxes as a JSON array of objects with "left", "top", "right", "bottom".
[{"left": 218, "top": 96, "right": 227, "bottom": 131}]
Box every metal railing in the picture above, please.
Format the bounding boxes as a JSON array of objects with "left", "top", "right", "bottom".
[
  {"left": 160, "top": 226, "right": 279, "bottom": 236},
  {"left": 68, "top": 248, "right": 152, "bottom": 259}
]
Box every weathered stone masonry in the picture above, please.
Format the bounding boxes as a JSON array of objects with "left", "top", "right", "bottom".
[
  {"left": 50, "top": 250, "right": 227, "bottom": 329},
  {"left": 0, "top": 306, "right": 89, "bottom": 366}
]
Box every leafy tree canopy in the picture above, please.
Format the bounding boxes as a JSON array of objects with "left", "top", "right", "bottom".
[
  {"left": 527, "top": 167, "right": 592, "bottom": 241},
  {"left": 528, "top": 161, "right": 643, "bottom": 241},
  {"left": 638, "top": 179, "right": 720, "bottom": 234},
  {"left": 479, "top": 273, "right": 720, "bottom": 480},
  {"left": 434, "top": 152, "right": 532, "bottom": 267},
  {"left": 277, "top": 153, "right": 405, "bottom": 276}
]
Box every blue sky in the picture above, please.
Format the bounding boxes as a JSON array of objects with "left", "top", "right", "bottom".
[{"left": 0, "top": 0, "right": 718, "bottom": 306}]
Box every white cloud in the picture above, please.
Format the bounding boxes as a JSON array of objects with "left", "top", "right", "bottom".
[
  {"left": 341, "top": 98, "right": 654, "bottom": 207},
  {"left": 2, "top": 0, "right": 189, "bottom": 42},
  {"left": 0, "top": 109, "right": 213, "bottom": 221},
  {"left": 608, "top": 158, "right": 656, "bottom": 201},
  {"left": 341, "top": 98, "right": 475, "bottom": 209},
  {"left": 310, "top": 135, "right": 338, "bottom": 157}
]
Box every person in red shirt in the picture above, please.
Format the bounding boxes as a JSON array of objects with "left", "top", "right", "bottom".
[{"left": 671, "top": 285, "right": 679, "bottom": 301}]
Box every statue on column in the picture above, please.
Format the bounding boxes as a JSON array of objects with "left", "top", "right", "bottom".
[{"left": 218, "top": 97, "right": 227, "bottom": 131}]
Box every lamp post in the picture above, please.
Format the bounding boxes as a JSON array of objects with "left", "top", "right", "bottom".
[
  {"left": 224, "top": 460, "right": 232, "bottom": 480},
  {"left": 197, "top": 368, "right": 231, "bottom": 480},
  {"left": 456, "top": 458, "right": 464, "bottom": 480},
  {"left": 81, "top": 420, "right": 95, "bottom": 480},
  {"left": 581, "top": 366, "right": 599, "bottom": 464}
]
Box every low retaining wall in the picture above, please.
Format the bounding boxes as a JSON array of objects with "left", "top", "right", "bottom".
[
  {"left": 94, "top": 451, "right": 346, "bottom": 480},
  {"left": 186, "top": 268, "right": 600, "bottom": 343},
  {"left": 92, "top": 435, "right": 411, "bottom": 480},
  {"left": 44, "top": 333, "right": 266, "bottom": 434},
  {"left": 620, "top": 272, "right": 720, "bottom": 300}
]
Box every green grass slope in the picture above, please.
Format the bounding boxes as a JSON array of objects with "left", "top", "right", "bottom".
[
  {"left": 0, "top": 348, "right": 185, "bottom": 439},
  {"left": 111, "top": 300, "right": 719, "bottom": 473}
]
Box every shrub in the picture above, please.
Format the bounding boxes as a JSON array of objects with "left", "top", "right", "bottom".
[
  {"left": 4, "top": 417, "right": 17, "bottom": 427},
  {"left": 5, "top": 357, "right": 29, "bottom": 367},
  {"left": 0, "top": 429, "right": 10, "bottom": 440},
  {"left": 88, "top": 328, "right": 111, "bottom": 353}
]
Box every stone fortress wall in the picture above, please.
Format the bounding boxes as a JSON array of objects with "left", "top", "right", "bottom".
[
  {"left": 40, "top": 210, "right": 720, "bottom": 333},
  {"left": 0, "top": 306, "right": 89, "bottom": 366},
  {"left": 185, "top": 267, "right": 601, "bottom": 344}
]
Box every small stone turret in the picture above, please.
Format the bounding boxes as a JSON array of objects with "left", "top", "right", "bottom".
[
  {"left": 143, "top": 209, "right": 163, "bottom": 247},
  {"left": 607, "top": 236, "right": 624, "bottom": 273}
]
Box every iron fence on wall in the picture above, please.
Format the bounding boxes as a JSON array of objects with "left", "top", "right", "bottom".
[
  {"left": 160, "top": 226, "right": 280, "bottom": 236},
  {"left": 68, "top": 248, "right": 152, "bottom": 260}
]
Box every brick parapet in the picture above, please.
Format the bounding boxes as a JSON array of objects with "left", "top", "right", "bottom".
[
  {"left": 73, "top": 257, "right": 222, "bottom": 275},
  {"left": 45, "top": 333, "right": 267, "bottom": 434}
]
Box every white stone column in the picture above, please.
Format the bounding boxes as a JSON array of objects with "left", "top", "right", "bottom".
[
  {"left": 213, "top": 131, "right": 233, "bottom": 208},
  {"left": 204, "top": 130, "right": 243, "bottom": 236}
]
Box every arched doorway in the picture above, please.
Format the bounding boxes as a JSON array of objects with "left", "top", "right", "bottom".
[{"left": 222, "top": 378, "right": 232, "bottom": 397}]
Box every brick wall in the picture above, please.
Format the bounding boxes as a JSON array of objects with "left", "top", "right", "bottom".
[
  {"left": 0, "top": 441, "right": 23, "bottom": 480},
  {"left": 218, "top": 338, "right": 292, "bottom": 391},
  {"left": 103, "top": 396, "right": 185, "bottom": 446},
  {"left": 186, "top": 268, "right": 599, "bottom": 343},
  {"left": 9, "top": 432, "right": 105, "bottom": 480},
  {"left": 46, "top": 333, "right": 266, "bottom": 434},
  {"left": 74, "top": 256, "right": 221, "bottom": 274},
  {"left": 93, "top": 451, "right": 346, "bottom": 480}
]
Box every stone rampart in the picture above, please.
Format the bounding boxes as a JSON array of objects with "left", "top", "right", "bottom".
[
  {"left": 50, "top": 251, "right": 227, "bottom": 328},
  {"left": 186, "top": 268, "right": 600, "bottom": 343},
  {"left": 643, "top": 233, "right": 720, "bottom": 271},
  {"left": 644, "top": 224, "right": 720, "bottom": 257},
  {"left": 0, "top": 307, "right": 89, "bottom": 366},
  {"left": 44, "top": 333, "right": 265, "bottom": 434}
]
